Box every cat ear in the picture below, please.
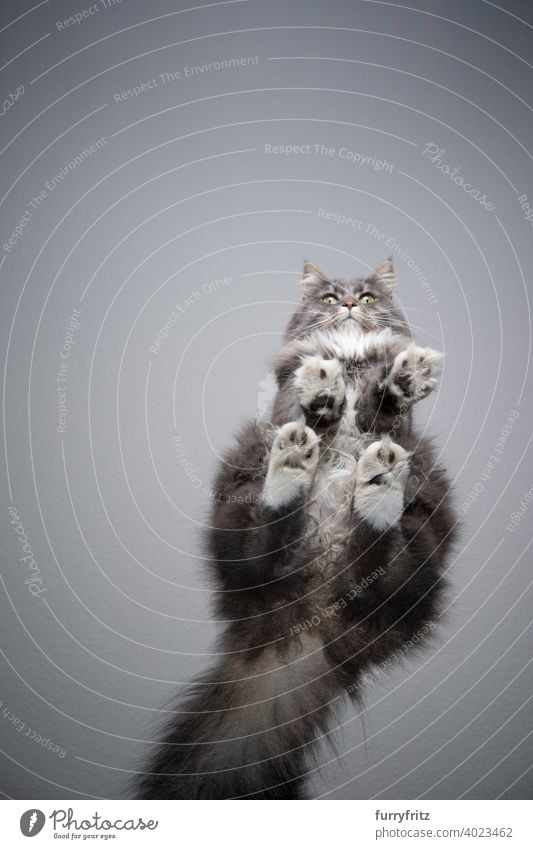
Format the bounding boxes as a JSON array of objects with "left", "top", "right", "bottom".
[
  {"left": 369, "top": 258, "right": 396, "bottom": 294},
  {"left": 301, "top": 261, "right": 329, "bottom": 299}
]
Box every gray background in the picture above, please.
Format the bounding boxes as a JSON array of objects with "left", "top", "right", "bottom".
[{"left": 0, "top": 0, "right": 532, "bottom": 800}]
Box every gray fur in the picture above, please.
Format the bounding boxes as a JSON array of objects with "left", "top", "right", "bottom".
[{"left": 136, "top": 261, "right": 456, "bottom": 800}]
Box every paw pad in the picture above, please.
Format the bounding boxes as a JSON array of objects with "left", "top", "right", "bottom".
[
  {"left": 294, "top": 356, "right": 345, "bottom": 421},
  {"left": 273, "top": 421, "right": 320, "bottom": 470},
  {"left": 388, "top": 345, "right": 441, "bottom": 403}
]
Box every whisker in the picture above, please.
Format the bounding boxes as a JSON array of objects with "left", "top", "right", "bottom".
[{"left": 294, "top": 313, "right": 340, "bottom": 336}]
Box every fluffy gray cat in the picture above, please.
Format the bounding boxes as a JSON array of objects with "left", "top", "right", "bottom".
[{"left": 137, "top": 259, "right": 456, "bottom": 799}]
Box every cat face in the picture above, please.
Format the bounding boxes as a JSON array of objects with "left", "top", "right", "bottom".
[{"left": 285, "top": 260, "right": 408, "bottom": 340}]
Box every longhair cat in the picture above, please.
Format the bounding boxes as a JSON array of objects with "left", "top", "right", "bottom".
[{"left": 136, "top": 259, "right": 456, "bottom": 799}]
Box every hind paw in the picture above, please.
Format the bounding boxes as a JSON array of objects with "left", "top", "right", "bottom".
[
  {"left": 264, "top": 421, "right": 319, "bottom": 508},
  {"left": 354, "top": 437, "right": 410, "bottom": 530}
]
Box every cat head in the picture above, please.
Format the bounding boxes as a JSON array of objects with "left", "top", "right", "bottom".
[{"left": 285, "top": 259, "right": 408, "bottom": 339}]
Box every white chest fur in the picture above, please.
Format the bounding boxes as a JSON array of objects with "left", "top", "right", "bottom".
[
  {"left": 306, "top": 383, "right": 362, "bottom": 568},
  {"left": 303, "top": 327, "right": 405, "bottom": 565}
]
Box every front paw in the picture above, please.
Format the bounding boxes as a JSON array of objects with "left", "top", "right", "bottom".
[
  {"left": 294, "top": 356, "right": 345, "bottom": 421},
  {"left": 385, "top": 345, "right": 441, "bottom": 405},
  {"left": 354, "top": 437, "right": 410, "bottom": 530},
  {"left": 264, "top": 421, "right": 319, "bottom": 508}
]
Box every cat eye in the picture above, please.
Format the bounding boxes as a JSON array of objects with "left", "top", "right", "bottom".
[
  {"left": 358, "top": 293, "right": 376, "bottom": 304},
  {"left": 322, "top": 294, "right": 339, "bottom": 305}
]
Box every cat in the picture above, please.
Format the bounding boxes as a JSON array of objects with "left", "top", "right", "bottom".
[{"left": 136, "top": 259, "right": 456, "bottom": 799}]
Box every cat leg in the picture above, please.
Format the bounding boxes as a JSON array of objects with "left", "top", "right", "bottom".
[
  {"left": 209, "top": 420, "right": 319, "bottom": 590},
  {"left": 294, "top": 355, "right": 345, "bottom": 422},
  {"left": 354, "top": 436, "right": 410, "bottom": 531},
  {"left": 382, "top": 344, "right": 441, "bottom": 406},
  {"left": 264, "top": 420, "right": 319, "bottom": 508}
]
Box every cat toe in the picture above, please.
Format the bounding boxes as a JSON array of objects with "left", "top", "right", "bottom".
[
  {"left": 294, "top": 356, "right": 345, "bottom": 420},
  {"left": 387, "top": 346, "right": 441, "bottom": 403}
]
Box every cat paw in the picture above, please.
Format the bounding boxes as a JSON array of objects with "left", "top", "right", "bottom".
[
  {"left": 264, "top": 421, "right": 320, "bottom": 508},
  {"left": 294, "top": 356, "right": 345, "bottom": 421},
  {"left": 385, "top": 345, "right": 441, "bottom": 405},
  {"left": 354, "top": 437, "right": 410, "bottom": 530}
]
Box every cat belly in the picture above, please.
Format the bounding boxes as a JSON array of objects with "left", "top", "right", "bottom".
[
  {"left": 306, "top": 385, "right": 361, "bottom": 576},
  {"left": 294, "top": 329, "right": 401, "bottom": 574}
]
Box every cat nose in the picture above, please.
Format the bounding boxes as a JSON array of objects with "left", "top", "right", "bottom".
[{"left": 343, "top": 297, "right": 355, "bottom": 309}]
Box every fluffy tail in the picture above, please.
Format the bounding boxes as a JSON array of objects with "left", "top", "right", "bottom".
[{"left": 136, "top": 636, "right": 338, "bottom": 799}]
